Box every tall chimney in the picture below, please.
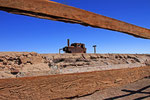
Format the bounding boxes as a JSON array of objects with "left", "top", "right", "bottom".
[{"left": 67, "top": 39, "right": 70, "bottom": 47}]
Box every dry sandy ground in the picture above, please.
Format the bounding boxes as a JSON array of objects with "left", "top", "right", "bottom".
[
  {"left": 74, "top": 77, "right": 150, "bottom": 100},
  {"left": 1, "top": 52, "right": 150, "bottom": 78},
  {"left": 0, "top": 66, "right": 150, "bottom": 100},
  {"left": 0, "top": 52, "right": 150, "bottom": 99}
]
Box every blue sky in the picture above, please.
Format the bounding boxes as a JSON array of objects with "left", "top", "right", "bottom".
[{"left": 0, "top": 0, "right": 150, "bottom": 54}]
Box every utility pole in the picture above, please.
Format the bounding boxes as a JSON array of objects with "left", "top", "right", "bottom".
[{"left": 93, "top": 45, "right": 97, "bottom": 54}]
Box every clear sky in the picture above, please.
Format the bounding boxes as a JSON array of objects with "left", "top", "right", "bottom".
[{"left": 0, "top": 0, "right": 150, "bottom": 54}]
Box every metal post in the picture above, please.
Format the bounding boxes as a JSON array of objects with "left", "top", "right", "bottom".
[
  {"left": 93, "top": 45, "right": 97, "bottom": 54},
  {"left": 59, "top": 48, "right": 62, "bottom": 54}
]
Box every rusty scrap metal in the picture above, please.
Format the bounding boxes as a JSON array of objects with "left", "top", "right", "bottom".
[
  {"left": 63, "top": 39, "right": 86, "bottom": 53},
  {"left": 0, "top": 0, "right": 150, "bottom": 39}
]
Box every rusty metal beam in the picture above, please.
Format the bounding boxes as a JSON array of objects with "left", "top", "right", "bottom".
[{"left": 0, "top": 0, "right": 150, "bottom": 39}]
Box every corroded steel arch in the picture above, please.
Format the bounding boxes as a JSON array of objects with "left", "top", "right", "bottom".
[{"left": 0, "top": 0, "right": 150, "bottom": 39}]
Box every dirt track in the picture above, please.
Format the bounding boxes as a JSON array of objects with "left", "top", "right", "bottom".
[
  {"left": 0, "top": 66, "right": 150, "bottom": 100},
  {"left": 74, "top": 77, "right": 150, "bottom": 100}
]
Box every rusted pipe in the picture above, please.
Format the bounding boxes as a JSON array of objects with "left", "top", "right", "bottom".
[{"left": 67, "top": 39, "right": 70, "bottom": 47}]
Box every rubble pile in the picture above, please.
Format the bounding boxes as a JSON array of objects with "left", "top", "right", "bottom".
[
  {"left": 0, "top": 52, "right": 46, "bottom": 78},
  {"left": 44, "top": 54, "right": 150, "bottom": 68},
  {"left": 0, "top": 52, "right": 44, "bottom": 68},
  {"left": 0, "top": 52, "right": 150, "bottom": 78}
]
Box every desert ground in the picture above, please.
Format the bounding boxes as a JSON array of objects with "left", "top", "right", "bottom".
[
  {"left": 0, "top": 52, "right": 150, "bottom": 99},
  {"left": 73, "top": 77, "right": 150, "bottom": 100}
]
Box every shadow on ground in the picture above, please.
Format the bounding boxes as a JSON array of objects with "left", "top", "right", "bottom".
[{"left": 105, "top": 80, "right": 150, "bottom": 100}]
